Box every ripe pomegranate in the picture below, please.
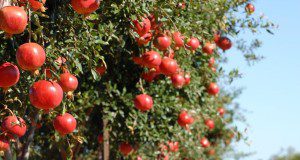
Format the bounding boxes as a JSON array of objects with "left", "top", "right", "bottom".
[
  {"left": 202, "top": 42, "right": 215, "bottom": 55},
  {"left": 29, "top": 80, "right": 63, "bottom": 109},
  {"left": 16, "top": 43, "right": 46, "bottom": 71},
  {"left": 208, "top": 57, "right": 215, "bottom": 68},
  {"left": 154, "top": 34, "right": 172, "bottom": 51},
  {"left": 218, "top": 107, "right": 225, "bottom": 117},
  {"left": 217, "top": 37, "right": 232, "bottom": 51},
  {"left": 186, "top": 37, "right": 200, "bottom": 51},
  {"left": 168, "top": 141, "right": 179, "bottom": 152},
  {"left": 214, "top": 32, "right": 221, "bottom": 45},
  {"left": 119, "top": 142, "right": 133, "bottom": 156},
  {"left": 148, "top": 14, "right": 158, "bottom": 30},
  {"left": 141, "top": 51, "right": 162, "bottom": 69},
  {"left": 98, "top": 134, "right": 103, "bottom": 143},
  {"left": 164, "top": 49, "right": 175, "bottom": 59},
  {"left": 171, "top": 73, "right": 185, "bottom": 89},
  {"left": 132, "top": 17, "right": 151, "bottom": 36},
  {"left": 53, "top": 113, "right": 77, "bottom": 135},
  {"left": 159, "top": 57, "right": 178, "bottom": 76},
  {"left": 0, "top": 62, "right": 20, "bottom": 89},
  {"left": 0, "top": 6, "right": 28, "bottom": 35},
  {"left": 141, "top": 70, "right": 159, "bottom": 83},
  {"left": 58, "top": 73, "right": 78, "bottom": 92},
  {"left": 184, "top": 73, "right": 191, "bottom": 85},
  {"left": 95, "top": 66, "right": 106, "bottom": 75},
  {"left": 211, "top": 67, "right": 216, "bottom": 72},
  {"left": 207, "top": 82, "right": 219, "bottom": 96},
  {"left": 207, "top": 149, "right": 216, "bottom": 156},
  {"left": 172, "top": 32, "right": 185, "bottom": 49},
  {"left": 205, "top": 119, "right": 215, "bottom": 130},
  {"left": 245, "top": 3, "right": 255, "bottom": 14},
  {"left": 200, "top": 137, "right": 210, "bottom": 148},
  {"left": 19, "top": 0, "right": 46, "bottom": 12},
  {"left": 2, "top": 116, "right": 27, "bottom": 137},
  {"left": 134, "top": 94, "right": 153, "bottom": 111},
  {"left": 177, "top": 111, "right": 194, "bottom": 127},
  {"left": 136, "top": 32, "right": 152, "bottom": 46},
  {"left": 0, "top": 137, "right": 9, "bottom": 151},
  {"left": 71, "top": 0, "right": 100, "bottom": 15}
]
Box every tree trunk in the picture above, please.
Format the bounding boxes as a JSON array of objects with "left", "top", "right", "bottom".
[{"left": 103, "top": 119, "right": 109, "bottom": 160}]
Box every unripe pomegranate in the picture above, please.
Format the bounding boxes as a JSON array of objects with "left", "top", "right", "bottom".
[
  {"left": 142, "top": 51, "right": 162, "bottom": 69},
  {"left": 177, "top": 111, "right": 194, "bottom": 127},
  {"left": 0, "top": 6, "right": 28, "bottom": 35},
  {"left": 171, "top": 73, "right": 185, "bottom": 89},
  {"left": 119, "top": 142, "right": 133, "bottom": 156},
  {"left": 202, "top": 42, "right": 215, "bottom": 55},
  {"left": 200, "top": 137, "right": 210, "bottom": 148},
  {"left": 95, "top": 66, "right": 106, "bottom": 75},
  {"left": 132, "top": 17, "right": 151, "bottom": 37},
  {"left": 16, "top": 43, "right": 46, "bottom": 71},
  {"left": 0, "top": 137, "right": 9, "bottom": 151},
  {"left": 245, "top": 3, "right": 255, "bottom": 14},
  {"left": 98, "top": 134, "right": 103, "bottom": 143},
  {"left": 19, "top": 0, "right": 46, "bottom": 12},
  {"left": 29, "top": 80, "right": 63, "bottom": 109},
  {"left": 53, "top": 113, "right": 77, "bottom": 135},
  {"left": 184, "top": 73, "right": 191, "bottom": 85},
  {"left": 159, "top": 57, "right": 178, "bottom": 76},
  {"left": 218, "top": 107, "right": 225, "bottom": 117},
  {"left": 186, "top": 37, "right": 200, "bottom": 51},
  {"left": 1, "top": 116, "right": 27, "bottom": 137},
  {"left": 172, "top": 32, "right": 185, "bottom": 49},
  {"left": 217, "top": 37, "right": 232, "bottom": 51},
  {"left": 134, "top": 94, "right": 153, "bottom": 111},
  {"left": 208, "top": 57, "right": 215, "bottom": 68},
  {"left": 58, "top": 73, "right": 78, "bottom": 92},
  {"left": 71, "top": 0, "right": 100, "bottom": 15},
  {"left": 207, "top": 82, "right": 219, "bottom": 96},
  {"left": 168, "top": 141, "right": 179, "bottom": 152},
  {"left": 154, "top": 34, "right": 172, "bottom": 51},
  {"left": 0, "top": 62, "right": 20, "bottom": 89},
  {"left": 205, "top": 119, "right": 215, "bottom": 130},
  {"left": 136, "top": 32, "right": 152, "bottom": 46}
]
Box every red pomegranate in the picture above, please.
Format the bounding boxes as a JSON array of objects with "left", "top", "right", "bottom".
[
  {"left": 164, "top": 49, "right": 175, "bottom": 59},
  {"left": 184, "top": 73, "right": 191, "bottom": 85},
  {"left": 29, "top": 80, "right": 63, "bottom": 109},
  {"left": 141, "top": 70, "right": 159, "bottom": 83},
  {"left": 0, "top": 6, "right": 28, "bottom": 35},
  {"left": 154, "top": 34, "right": 172, "bottom": 51},
  {"left": 53, "top": 113, "right": 77, "bottom": 135},
  {"left": 208, "top": 57, "right": 215, "bottom": 68},
  {"left": 16, "top": 43, "right": 46, "bottom": 71},
  {"left": 1, "top": 116, "right": 27, "bottom": 137},
  {"left": 58, "top": 73, "right": 78, "bottom": 92},
  {"left": 177, "top": 111, "right": 194, "bottom": 127},
  {"left": 168, "top": 141, "right": 179, "bottom": 152},
  {"left": 19, "top": 0, "right": 46, "bottom": 12},
  {"left": 208, "top": 149, "right": 216, "bottom": 156},
  {"left": 245, "top": 3, "right": 255, "bottom": 14},
  {"left": 217, "top": 37, "right": 232, "bottom": 51},
  {"left": 136, "top": 32, "right": 152, "bottom": 46},
  {"left": 200, "top": 137, "right": 210, "bottom": 148},
  {"left": 98, "top": 134, "right": 103, "bottom": 143},
  {"left": 218, "top": 107, "right": 225, "bottom": 117},
  {"left": 159, "top": 57, "right": 178, "bottom": 76},
  {"left": 211, "top": 67, "right": 216, "bottom": 73},
  {"left": 186, "top": 37, "right": 200, "bottom": 51},
  {"left": 205, "top": 119, "right": 215, "bottom": 130},
  {"left": 0, "top": 137, "right": 9, "bottom": 151},
  {"left": 214, "top": 32, "right": 221, "bottom": 45},
  {"left": 207, "top": 82, "right": 219, "bottom": 96},
  {"left": 171, "top": 73, "right": 185, "bottom": 89},
  {"left": 132, "top": 17, "right": 151, "bottom": 36},
  {"left": 119, "top": 142, "right": 133, "bottom": 156},
  {"left": 141, "top": 51, "right": 162, "bottom": 69},
  {"left": 202, "top": 42, "right": 215, "bottom": 55},
  {"left": 95, "top": 66, "right": 106, "bottom": 75},
  {"left": 71, "top": 0, "right": 100, "bottom": 15},
  {"left": 172, "top": 32, "right": 185, "bottom": 49},
  {"left": 134, "top": 94, "right": 153, "bottom": 111},
  {"left": 0, "top": 62, "right": 20, "bottom": 89}
]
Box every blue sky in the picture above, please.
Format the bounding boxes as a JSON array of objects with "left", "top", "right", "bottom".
[{"left": 224, "top": 0, "right": 300, "bottom": 159}]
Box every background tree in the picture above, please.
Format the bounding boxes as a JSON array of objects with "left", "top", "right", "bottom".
[{"left": 0, "top": 0, "right": 275, "bottom": 159}]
